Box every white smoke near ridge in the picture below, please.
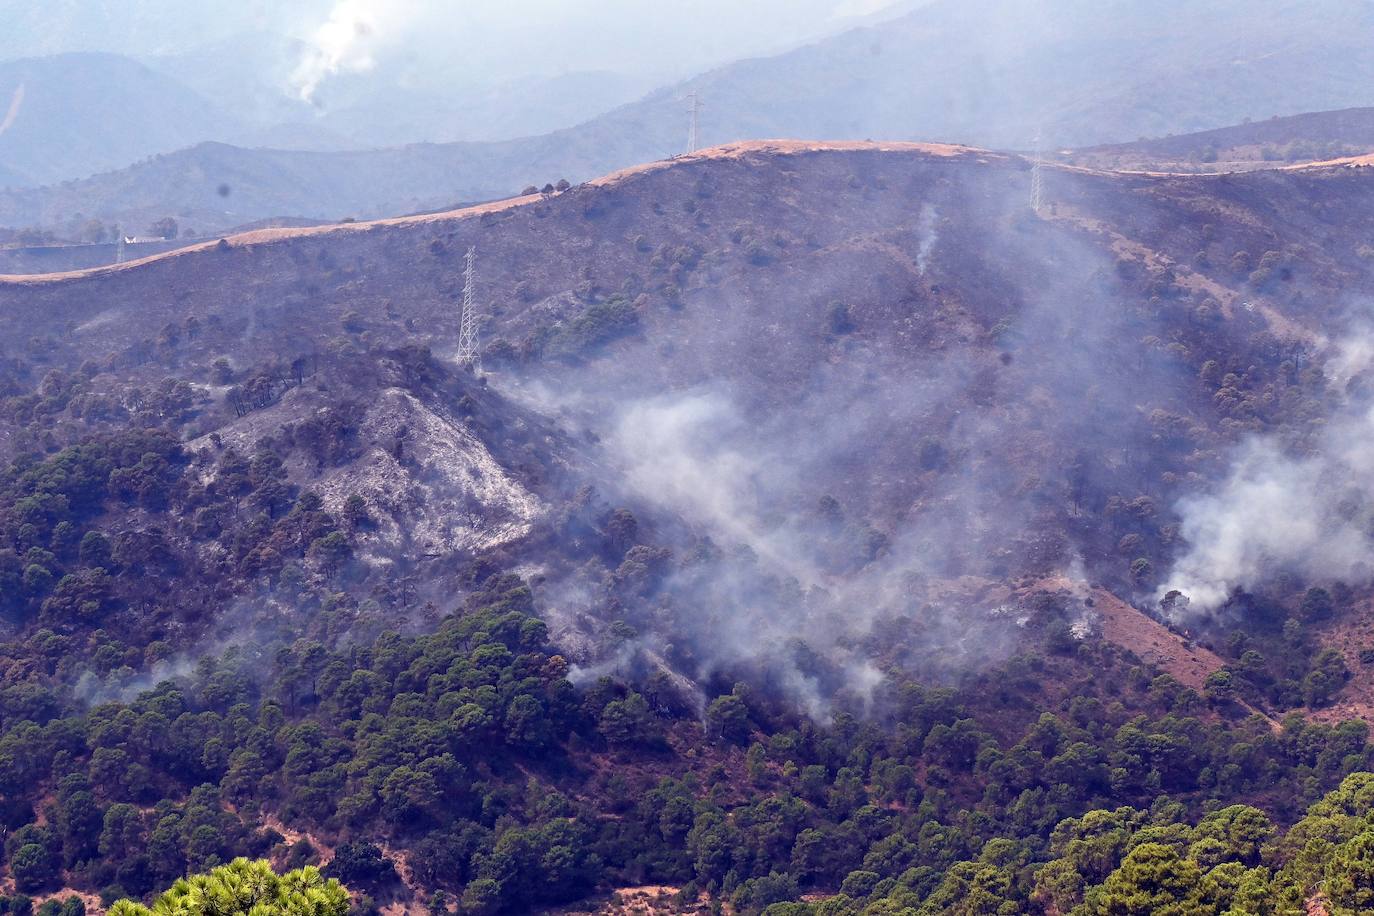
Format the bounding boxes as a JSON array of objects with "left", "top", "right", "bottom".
[
  {"left": 915, "top": 203, "right": 938, "bottom": 274},
  {"left": 0, "top": 84, "right": 23, "bottom": 139},
  {"left": 290, "top": 0, "right": 415, "bottom": 104},
  {"left": 277, "top": 0, "right": 906, "bottom": 108}
]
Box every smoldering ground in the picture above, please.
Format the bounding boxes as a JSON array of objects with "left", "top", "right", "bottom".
[
  {"left": 494, "top": 169, "right": 1233, "bottom": 716},
  {"left": 25, "top": 149, "right": 1331, "bottom": 721},
  {"left": 1160, "top": 331, "right": 1374, "bottom": 618}
]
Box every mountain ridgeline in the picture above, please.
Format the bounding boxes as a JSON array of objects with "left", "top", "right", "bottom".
[
  {"left": 6, "top": 0, "right": 1374, "bottom": 236},
  {"left": 3, "top": 143, "right": 1374, "bottom": 913}
]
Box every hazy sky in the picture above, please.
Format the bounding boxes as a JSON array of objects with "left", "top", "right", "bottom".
[{"left": 1, "top": 0, "right": 918, "bottom": 92}]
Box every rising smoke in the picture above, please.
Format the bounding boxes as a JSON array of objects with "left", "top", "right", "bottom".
[
  {"left": 1161, "top": 337, "right": 1374, "bottom": 617},
  {"left": 484, "top": 152, "right": 1232, "bottom": 716},
  {"left": 290, "top": 0, "right": 413, "bottom": 104},
  {"left": 915, "top": 203, "right": 939, "bottom": 274},
  {"left": 0, "top": 84, "right": 23, "bottom": 139}
]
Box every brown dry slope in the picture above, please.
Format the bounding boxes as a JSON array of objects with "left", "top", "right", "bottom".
[
  {"left": 1092, "top": 586, "right": 1227, "bottom": 692},
  {"left": 1310, "top": 598, "right": 1374, "bottom": 724},
  {"left": 1026, "top": 576, "right": 1225, "bottom": 692},
  {"left": 1025, "top": 576, "right": 1283, "bottom": 730}
]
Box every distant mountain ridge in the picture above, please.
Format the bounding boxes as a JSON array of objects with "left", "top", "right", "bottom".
[
  {"left": 656, "top": 0, "right": 1374, "bottom": 150},
  {"left": 0, "top": 52, "right": 241, "bottom": 188},
  {"left": 5, "top": 0, "right": 1374, "bottom": 232}
]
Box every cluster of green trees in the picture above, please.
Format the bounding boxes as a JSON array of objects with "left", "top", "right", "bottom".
[
  {"left": 0, "top": 428, "right": 187, "bottom": 625},
  {"left": 789, "top": 771, "right": 1374, "bottom": 914},
  {"left": 534, "top": 295, "right": 642, "bottom": 360},
  {"left": 4, "top": 565, "right": 1374, "bottom": 912},
  {"left": 0, "top": 422, "right": 362, "bottom": 663},
  {"left": 0, "top": 895, "right": 84, "bottom": 916}
]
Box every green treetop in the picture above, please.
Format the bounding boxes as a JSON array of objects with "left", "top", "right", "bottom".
[{"left": 108, "top": 858, "right": 349, "bottom": 916}]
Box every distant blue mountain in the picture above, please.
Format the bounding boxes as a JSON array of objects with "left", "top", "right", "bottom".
[{"left": 0, "top": 52, "right": 240, "bottom": 187}]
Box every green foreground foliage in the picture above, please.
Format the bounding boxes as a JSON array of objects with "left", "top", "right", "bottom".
[
  {"left": 108, "top": 859, "right": 348, "bottom": 916},
  {"left": 794, "top": 772, "right": 1374, "bottom": 915},
  {"left": 4, "top": 566, "right": 1374, "bottom": 913}
]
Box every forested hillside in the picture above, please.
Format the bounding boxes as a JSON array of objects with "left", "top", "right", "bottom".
[{"left": 5, "top": 143, "right": 1374, "bottom": 913}]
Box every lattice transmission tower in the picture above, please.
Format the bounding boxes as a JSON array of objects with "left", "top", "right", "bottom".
[
  {"left": 457, "top": 246, "right": 481, "bottom": 370},
  {"left": 1029, "top": 133, "right": 1045, "bottom": 215},
  {"left": 686, "top": 91, "right": 703, "bottom": 153}
]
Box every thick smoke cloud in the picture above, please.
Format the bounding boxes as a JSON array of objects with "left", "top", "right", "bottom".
[
  {"left": 520, "top": 358, "right": 1061, "bottom": 714},
  {"left": 1162, "top": 352, "right": 1374, "bottom": 616},
  {"left": 1163, "top": 437, "right": 1367, "bottom": 612},
  {"left": 586, "top": 373, "right": 1059, "bottom": 716},
  {"left": 490, "top": 160, "right": 1227, "bottom": 716},
  {"left": 290, "top": 0, "right": 415, "bottom": 103},
  {"left": 609, "top": 392, "right": 813, "bottom": 585}
]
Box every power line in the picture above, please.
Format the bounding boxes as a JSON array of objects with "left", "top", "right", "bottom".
[{"left": 457, "top": 246, "right": 481, "bottom": 371}]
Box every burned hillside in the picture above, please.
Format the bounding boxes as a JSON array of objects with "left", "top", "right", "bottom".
[
  {"left": 1, "top": 142, "right": 1366, "bottom": 597},
  {"left": 7, "top": 140, "right": 1374, "bottom": 914}
]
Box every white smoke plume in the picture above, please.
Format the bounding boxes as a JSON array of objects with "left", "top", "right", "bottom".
[
  {"left": 915, "top": 203, "right": 938, "bottom": 274},
  {"left": 1162, "top": 351, "right": 1374, "bottom": 615},
  {"left": 290, "top": 0, "right": 412, "bottom": 104},
  {"left": 0, "top": 84, "right": 23, "bottom": 139},
  {"left": 608, "top": 392, "right": 814, "bottom": 586}
]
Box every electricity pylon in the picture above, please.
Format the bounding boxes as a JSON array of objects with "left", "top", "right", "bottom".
[
  {"left": 686, "top": 91, "right": 703, "bottom": 153},
  {"left": 457, "top": 246, "right": 480, "bottom": 370},
  {"left": 1030, "top": 133, "right": 1046, "bottom": 215}
]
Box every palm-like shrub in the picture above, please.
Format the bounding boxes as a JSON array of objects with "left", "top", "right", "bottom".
[{"left": 108, "top": 858, "right": 349, "bottom": 916}]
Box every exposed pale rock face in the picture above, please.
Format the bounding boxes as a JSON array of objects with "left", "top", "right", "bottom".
[
  {"left": 191, "top": 382, "right": 543, "bottom": 565},
  {"left": 316, "top": 387, "right": 542, "bottom": 558}
]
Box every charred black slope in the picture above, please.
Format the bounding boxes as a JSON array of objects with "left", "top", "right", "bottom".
[{"left": 0, "top": 141, "right": 1369, "bottom": 698}]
